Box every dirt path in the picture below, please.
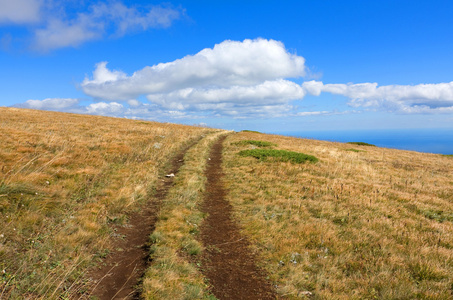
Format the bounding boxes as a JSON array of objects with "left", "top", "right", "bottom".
[
  {"left": 200, "top": 136, "right": 277, "bottom": 300},
  {"left": 87, "top": 139, "right": 200, "bottom": 299}
]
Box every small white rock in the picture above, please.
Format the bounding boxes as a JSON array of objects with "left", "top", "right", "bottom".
[{"left": 165, "top": 173, "right": 175, "bottom": 178}]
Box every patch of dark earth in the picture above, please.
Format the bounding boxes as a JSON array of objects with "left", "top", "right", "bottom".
[
  {"left": 83, "top": 137, "right": 203, "bottom": 300},
  {"left": 199, "top": 135, "right": 278, "bottom": 300}
]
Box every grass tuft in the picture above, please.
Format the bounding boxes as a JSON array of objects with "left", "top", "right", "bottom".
[
  {"left": 409, "top": 262, "right": 446, "bottom": 282},
  {"left": 0, "top": 183, "right": 37, "bottom": 195}
]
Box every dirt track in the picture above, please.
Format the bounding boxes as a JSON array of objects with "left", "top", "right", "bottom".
[
  {"left": 87, "top": 140, "right": 197, "bottom": 299},
  {"left": 200, "top": 136, "right": 277, "bottom": 300}
]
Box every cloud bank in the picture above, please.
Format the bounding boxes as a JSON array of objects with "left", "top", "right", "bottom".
[
  {"left": 0, "top": 0, "right": 183, "bottom": 51},
  {"left": 303, "top": 81, "right": 453, "bottom": 113},
  {"left": 20, "top": 98, "right": 79, "bottom": 110},
  {"left": 14, "top": 97, "right": 125, "bottom": 117},
  {"left": 13, "top": 97, "right": 195, "bottom": 120}
]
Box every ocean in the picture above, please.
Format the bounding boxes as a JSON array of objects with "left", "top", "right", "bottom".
[{"left": 270, "top": 128, "right": 453, "bottom": 155}]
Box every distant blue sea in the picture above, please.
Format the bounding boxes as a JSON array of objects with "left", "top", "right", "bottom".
[{"left": 270, "top": 129, "right": 453, "bottom": 155}]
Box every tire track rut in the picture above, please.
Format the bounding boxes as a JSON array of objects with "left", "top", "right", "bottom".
[{"left": 200, "top": 135, "right": 277, "bottom": 300}]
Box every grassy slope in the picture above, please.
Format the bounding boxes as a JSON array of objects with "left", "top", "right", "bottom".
[
  {"left": 0, "top": 108, "right": 212, "bottom": 298},
  {"left": 223, "top": 131, "right": 453, "bottom": 299},
  {"left": 2, "top": 108, "right": 453, "bottom": 299}
]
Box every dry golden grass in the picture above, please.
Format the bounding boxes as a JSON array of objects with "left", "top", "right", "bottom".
[
  {"left": 223, "top": 131, "right": 453, "bottom": 299},
  {"left": 0, "top": 107, "right": 211, "bottom": 299},
  {"left": 3, "top": 107, "right": 453, "bottom": 299}
]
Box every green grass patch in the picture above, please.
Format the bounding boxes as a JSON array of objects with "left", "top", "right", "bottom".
[
  {"left": 234, "top": 140, "right": 277, "bottom": 147},
  {"left": 345, "top": 148, "right": 365, "bottom": 153},
  {"left": 238, "top": 149, "right": 318, "bottom": 164},
  {"left": 347, "top": 142, "right": 376, "bottom": 147},
  {"left": 421, "top": 209, "right": 453, "bottom": 223},
  {"left": 241, "top": 130, "right": 261, "bottom": 133}
]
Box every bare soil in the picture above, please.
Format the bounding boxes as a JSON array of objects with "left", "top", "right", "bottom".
[
  {"left": 199, "top": 136, "right": 277, "bottom": 300},
  {"left": 86, "top": 139, "right": 200, "bottom": 299}
]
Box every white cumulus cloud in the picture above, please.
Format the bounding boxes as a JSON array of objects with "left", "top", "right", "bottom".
[
  {"left": 87, "top": 61, "right": 127, "bottom": 84},
  {"left": 82, "top": 39, "right": 305, "bottom": 99},
  {"left": 81, "top": 39, "right": 307, "bottom": 117}
]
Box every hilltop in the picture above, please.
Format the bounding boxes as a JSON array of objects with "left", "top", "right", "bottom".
[{"left": 1, "top": 108, "right": 452, "bottom": 299}]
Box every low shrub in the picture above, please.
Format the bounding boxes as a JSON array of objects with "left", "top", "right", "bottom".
[
  {"left": 235, "top": 140, "right": 277, "bottom": 147},
  {"left": 238, "top": 149, "right": 318, "bottom": 164},
  {"left": 347, "top": 142, "right": 376, "bottom": 147}
]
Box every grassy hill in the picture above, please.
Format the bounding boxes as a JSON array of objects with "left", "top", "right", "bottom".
[{"left": 1, "top": 108, "right": 453, "bottom": 299}]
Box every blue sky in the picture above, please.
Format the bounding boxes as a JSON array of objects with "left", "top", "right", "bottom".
[{"left": 1, "top": 0, "right": 453, "bottom": 132}]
